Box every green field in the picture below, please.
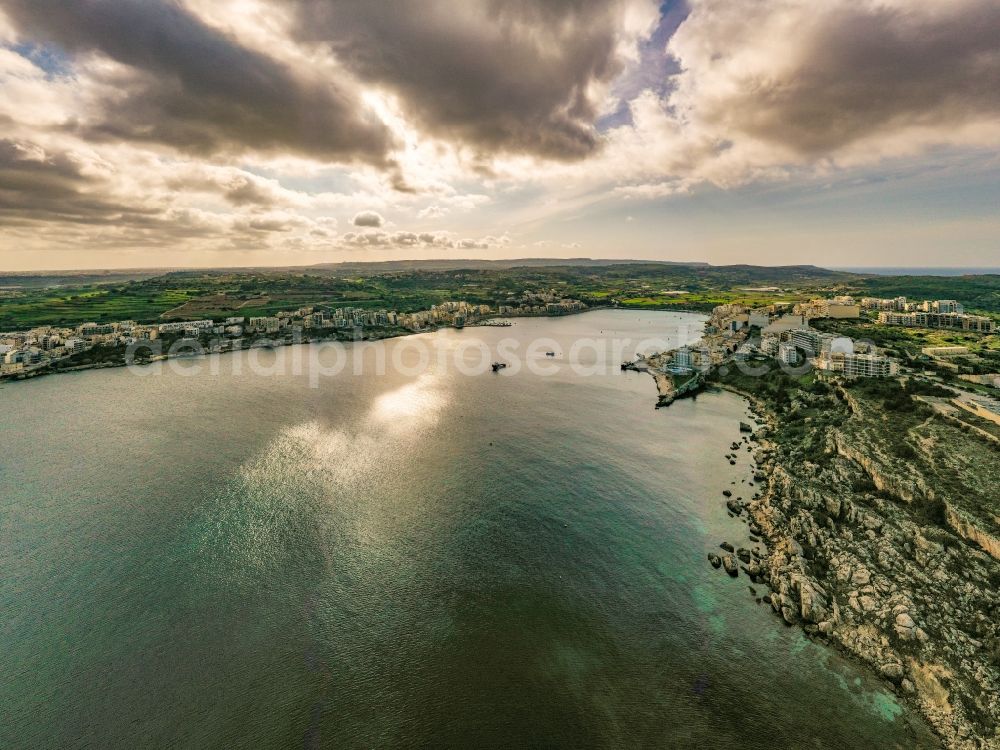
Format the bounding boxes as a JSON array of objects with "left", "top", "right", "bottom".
[{"left": 2, "top": 262, "right": 998, "bottom": 331}]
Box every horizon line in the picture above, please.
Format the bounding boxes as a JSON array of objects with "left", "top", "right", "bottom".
[{"left": 2, "top": 258, "right": 999, "bottom": 277}]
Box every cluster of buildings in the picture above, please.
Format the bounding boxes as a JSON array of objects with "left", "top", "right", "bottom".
[
  {"left": 862, "top": 296, "right": 994, "bottom": 332},
  {"left": 876, "top": 310, "right": 994, "bottom": 333},
  {"left": 702, "top": 296, "right": 864, "bottom": 335},
  {"left": 758, "top": 323, "right": 898, "bottom": 377},
  {"left": 794, "top": 296, "right": 861, "bottom": 320},
  {"left": 497, "top": 290, "right": 587, "bottom": 317},
  {"left": 862, "top": 296, "right": 964, "bottom": 313},
  {"left": 1, "top": 319, "right": 162, "bottom": 375},
  {"left": 658, "top": 301, "right": 899, "bottom": 379},
  {"left": 1, "top": 291, "right": 588, "bottom": 378}
]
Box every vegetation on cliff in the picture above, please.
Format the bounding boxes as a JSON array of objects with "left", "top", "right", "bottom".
[{"left": 711, "top": 366, "right": 1000, "bottom": 748}]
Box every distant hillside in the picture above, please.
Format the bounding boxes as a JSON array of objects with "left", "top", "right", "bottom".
[
  {"left": 0, "top": 258, "right": 852, "bottom": 287},
  {"left": 306, "top": 257, "right": 712, "bottom": 274},
  {"left": 5, "top": 258, "right": 999, "bottom": 330},
  {"left": 0, "top": 269, "right": 169, "bottom": 288}
]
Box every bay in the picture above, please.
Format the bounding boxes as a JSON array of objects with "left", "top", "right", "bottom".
[{"left": 0, "top": 310, "right": 936, "bottom": 748}]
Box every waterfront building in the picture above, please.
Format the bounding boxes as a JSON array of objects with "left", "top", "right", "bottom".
[
  {"left": 247, "top": 317, "right": 281, "bottom": 334},
  {"left": 673, "top": 347, "right": 693, "bottom": 368},
  {"left": 159, "top": 320, "right": 214, "bottom": 333}
]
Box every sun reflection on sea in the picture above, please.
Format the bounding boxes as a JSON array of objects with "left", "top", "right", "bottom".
[{"left": 368, "top": 374, "right": 447, "bottom": 431}]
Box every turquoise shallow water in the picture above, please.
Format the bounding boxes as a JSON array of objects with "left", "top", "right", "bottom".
[{"left": 0, "top": 311, "right": 937, "bottom": 748}]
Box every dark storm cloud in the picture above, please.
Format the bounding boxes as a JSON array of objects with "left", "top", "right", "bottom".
[
  {"left": 351, "top": 210, "right": 385, "bottom": 227},
  {"left": 222, "top": 176, "right": 280, "bottom": 208},
  {"left": 1, "top": 0, "right": 394, "bottom": 163},
  {"left": 0, "top": 139, "right": 261, "bottom": 244},
  {"left": 0, "top": 139, "right": 153, "bottom": 225},
  {"left": 292, "top": 0, "right": 654, "bottom": 160},
  {"left": 687, "top": 1, "right": 1000, "bottom": 156}
]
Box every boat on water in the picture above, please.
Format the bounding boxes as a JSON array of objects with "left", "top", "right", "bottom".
[{"left": 491, "top": 362, "right": 507, "bottom": 372}]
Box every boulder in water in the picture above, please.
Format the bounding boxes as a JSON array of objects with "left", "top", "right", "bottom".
[{"left": 722, "top": 554, "right": 739, "bottom": 577}]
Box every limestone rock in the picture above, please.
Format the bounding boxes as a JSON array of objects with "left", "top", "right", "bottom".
[
  {"left": 722, "top": 554, "right": 739, "bottom": 577},
  {"left": 894, "top": 612, "right": 918, "bottom": 641}
]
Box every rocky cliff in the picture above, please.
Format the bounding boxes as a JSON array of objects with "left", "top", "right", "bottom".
[{"left": 716, "top": 377, "right": 1000, "bottom": 748}]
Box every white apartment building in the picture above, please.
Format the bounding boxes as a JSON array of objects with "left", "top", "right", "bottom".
[
  {"left": 789, "top": 328, "right": 822, "bottom": 354},
  {"left": 673, "top": 347, "right": 693, "bottom": 368},
  {"left": 921, "top": 300, "right": 963, "bottom": 314},
  {"left": 861, "top": 296, "right": 908, "bottom": 311},
  {"left": 159, "top": 319, "right": 214, "bottom": 333},
  {"left": 778, "top": 342, "right": 798, "bottom": 365},
  {"left": 877, "top": 311, "right": 994, "bottom": 333},
  {"left": 814, "top": 351, "right": 898, "bottom": 377},
  {"left": 760, "top": 334, "right": 780, "bottom": 356}
]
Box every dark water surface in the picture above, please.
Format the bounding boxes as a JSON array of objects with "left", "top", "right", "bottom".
[{"left": 1, "top": 311, "right": 937, "bottom": 748}]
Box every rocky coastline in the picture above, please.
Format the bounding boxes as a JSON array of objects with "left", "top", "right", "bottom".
[{"left": 706, "top": 379, "right": 1000, "bottom": 749}]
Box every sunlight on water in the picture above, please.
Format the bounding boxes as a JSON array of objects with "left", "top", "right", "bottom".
[
  {"left": 369, "top": 373, "right": 447, "bottom": 429},
  {"left": 0, "top": 311, "right": 938, "bottom": 749}
]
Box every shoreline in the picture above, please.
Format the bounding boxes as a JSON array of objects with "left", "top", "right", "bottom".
[
  {"left": 3, "top": 305, "right": 715, "bottom": 388},
  {"left": 1, "top": 307, "right": 615, "bottom": 387},
  {"left": 694, "top": 378, "right": 1000, "bottom": 748},
  {"left": 0, "top": 327, "right": 414, "bottom": 385},
  {"left": 651, "top": 376, "right": 941, "bottom": 743},
  {"left": 700, "top": 382, "right": 946, "bottom": 746},
  {"left": 622, "top": 315, "right": 711, "bottom": 408}
]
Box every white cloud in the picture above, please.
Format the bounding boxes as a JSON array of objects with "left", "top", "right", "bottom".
[
  {"left": 605, "top": 0, "right": 1000, "bottom": 190},
  {"left": 2, "top": 0, "right": 999, "bottom": 267},
  {"left": 340, "top": 228, "right": 507, "bottom": 251}
]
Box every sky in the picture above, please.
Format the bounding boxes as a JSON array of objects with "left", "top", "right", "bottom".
[{"left": 1, "top": 0, "right": 999, "bottom": 271}]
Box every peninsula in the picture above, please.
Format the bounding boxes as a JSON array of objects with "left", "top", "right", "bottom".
[{"left": 630, "top": 294, "right": 1000, "bottom": 748}]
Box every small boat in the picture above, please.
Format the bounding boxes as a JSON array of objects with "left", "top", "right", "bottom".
[{"left": 491, "top": 362, "right": 507, "bottom": 372}]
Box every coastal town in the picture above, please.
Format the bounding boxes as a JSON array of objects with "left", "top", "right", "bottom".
[
  {"left": 627, "top": 294, "right": 999, "bottom": 416},
  {"left": 0, "top": 290, "right": 587, "bottom": 380},
  {"left": 4, "top": 282, "right": 999, "bottom": 435},
  {"left": 4, "top": 277, "right": 999, "bottom": 746}
]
